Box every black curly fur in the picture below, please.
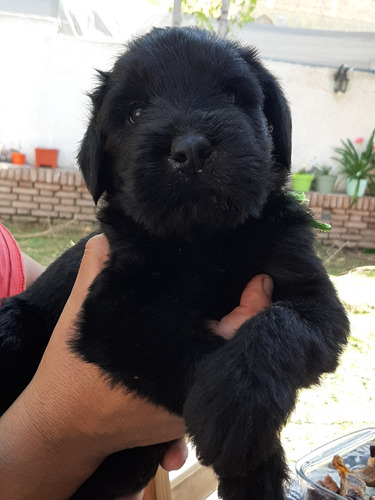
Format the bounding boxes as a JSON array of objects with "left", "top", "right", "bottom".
[{"left": 0, "top": 27, "right": 349, "bottom": 499}]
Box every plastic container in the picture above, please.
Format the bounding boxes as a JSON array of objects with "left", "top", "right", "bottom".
[
  {"left": 35, "top": 148, "right": 58, "bottom": 169},
  {"left": 11, "top": 152, "right": 26, "bottom": 165},
  {"left": 295, "top": 428, "right": 375, "bottom": 499}
]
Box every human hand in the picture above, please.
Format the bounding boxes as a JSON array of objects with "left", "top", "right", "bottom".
[
  {"left": 0, "top": 234, "right": 273, "bottom": 500},
  {"left": 27, "top": 234, "right": 187, "bottom": 458},
  {"left": 208, "top": 274, "right": 273, "bottom": 338}
]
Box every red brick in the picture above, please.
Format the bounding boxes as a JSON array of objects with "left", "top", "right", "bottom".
[
  {"left": 344, "top": 221, "right": 367, "bottom": 229},
  {"left": 349, "top": 215, "right": 363, "bottom": 222},
  {"left": 0, "top": 207, "right": 16, "bottom": 214},
  {"left": 57, "top": 205, "right": 79, "bottom": 214},
  {"left": 21, "top": 169, "right": 31, "bottom": 181},
  {"left": 345, "top": 233, "right": 362, "bottom": 241},
  {"left": 31, "top": 209, "right": 59, "bottom": 218},
  {"left": 29, "top": 169, "right": 38, "bottom": 182},
  {"left": 55, "top": 190, "right": 79, "bottom": 199},
  {"left": 323, "top": 195, "right": 331, "bottom": 208},
  {"left": 57, "top": 211, "right": 75, "bottom": 219},
  {"left": 39, "top": 203, "right": 54, "bottom": 211},
  {"left": 0, "top": 193, "right": 17, "bottom": 201},
  {"left": 346, "top": 209, "right": 370, "bottom": 216},
  {"left": 13, "top": 201, "right": 38, "bottom": 210},
  {"left": 61, "top": 185, "right": 75, "bottom": 192},
  {"left": 343, "top": 197, "right": 350, "bottom": 209},
  {"left": 34, "top": 182, "right": 60, "bottom": 191},
  {"left": 0, "top": 179, "right": 17, "bottom": 187},
  {"left": 80, "top": 206, "right": 95, "bottom": 214},
  {"left": 13, "top": 187, "right": 39, "bottom": 196},
  {"left": 330, "top": 227, "right": 346, "bottom": 234},
  {"left": 76, "top": 199, "right": 95, "bottom": 207},
  {"left": 60, "top": 198, "right": 75, "bottom": 206},
  {"left": 34, "top": 195, "right": 56, "bottom": 204},
  {"left": 18, "top": 195, "right": 33, "bottom": 202},
  {"left": 76, "top": 213, "right": 97, "bottom": 222},
  {"left": 12, "top": 215, "right": 38, "bottom": 223},
  {"left": 362, "top": 197, "right": 370, "bottom": 210}
]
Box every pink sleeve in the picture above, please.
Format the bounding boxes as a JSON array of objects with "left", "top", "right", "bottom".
[{"left": 0, "top": 223, "right": 25, "bottom": 302}]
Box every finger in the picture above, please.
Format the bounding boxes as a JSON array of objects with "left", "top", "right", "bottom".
[
  {"left": 53, "top": 235, "right": 110, "bottom": 342},
  {"left": 68, "top": 234, "right": 110, "bottom": 307},
  {"left": 210, "top": 274, "right": 273, "bottom": 339},
  {"left": 75, "top": 234, "right": 110, "bottom": 291},
  {"left": 160, "top": 438, "right": 188, "bottom": 471}
]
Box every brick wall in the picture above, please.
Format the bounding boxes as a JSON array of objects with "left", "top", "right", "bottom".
[
  {"left": 0, "top": 164, "right": 96, "bottom": 223},
  {"left": 307, "top": 192, "right": 375, "bottom": 249},
  {"left": 1, "top": 164, "right": 375, "bottom": 249}
]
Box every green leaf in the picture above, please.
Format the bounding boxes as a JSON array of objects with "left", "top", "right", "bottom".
[{"left": 312, "top": 221, "right": 332, "bottom": 232}]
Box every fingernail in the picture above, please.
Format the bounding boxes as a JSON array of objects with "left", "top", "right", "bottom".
[{"left": 262, "top": 275, "right": 274, "bottom": 297}]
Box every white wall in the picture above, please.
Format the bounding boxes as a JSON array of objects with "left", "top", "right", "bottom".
[
  {"left": 265, "top": 60, "right": 375, "bottom": 171},
  {"left": 0, "top": 14, "right": 374, "bottom": 172},
  {"left": 0, "top": 15, "right": 123, "bottom": 168}
]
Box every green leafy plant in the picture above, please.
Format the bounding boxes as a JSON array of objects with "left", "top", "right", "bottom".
[
  {"left": 286, "top": 191, "right": 332, "bottom": 232},
  {"left": 332, "top": 129, "right": 375, "bottom": 200},
  {"left": 294, "top": 164, "right": 313, "bottom": 175},
  {"left": 173, "top": 0, "right": 257, "bottom": 31},
  {"left": 314, "top": 165, "right": 332, "bottom": 176}
]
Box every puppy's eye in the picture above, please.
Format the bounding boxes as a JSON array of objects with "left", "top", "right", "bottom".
[{"left": 129, "top": 104, "right": 143, "bottom": 124}]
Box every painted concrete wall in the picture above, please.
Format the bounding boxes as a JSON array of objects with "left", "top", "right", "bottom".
[
  {"left": 0, "top": 14, "right": 374, "bottom": 173},
  {"left": 265, "top": 60, "right": 375, "bottom": 172}
]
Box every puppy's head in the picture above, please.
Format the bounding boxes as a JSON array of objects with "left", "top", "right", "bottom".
[{"left": 79, "top": 27, "right": 291, "bottom": 237}]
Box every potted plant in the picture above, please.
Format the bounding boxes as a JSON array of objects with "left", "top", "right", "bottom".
[
  {"left": 314, "top": 165, "right": 337, "bottom": 194},
  {"left": 292, "top": 165, "right": 314, "bottom": 192},
  {"left": 332, "top": 129, "right": 375, "bottom": 200}
]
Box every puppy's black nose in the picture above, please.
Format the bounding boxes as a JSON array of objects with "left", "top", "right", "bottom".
[{"left": 170, "top": 134, "right": 213, "bottom": 171}]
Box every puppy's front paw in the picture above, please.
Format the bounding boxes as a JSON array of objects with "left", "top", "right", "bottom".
[
  {"left": 217, "top": 444, "right": 288, "bottom": 500},
  {"left": 184, "top": 328, "right": 294, "bottom": 477}
]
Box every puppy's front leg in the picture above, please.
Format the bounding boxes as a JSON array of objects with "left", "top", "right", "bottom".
[{"left": 184, "top": 293, "right": 349, "bottom": 499}]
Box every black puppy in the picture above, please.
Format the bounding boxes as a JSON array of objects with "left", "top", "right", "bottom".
[{"left": 0, "top": 27, "right": 349, "bottom": 499}]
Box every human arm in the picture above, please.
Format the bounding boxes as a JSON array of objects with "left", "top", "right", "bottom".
[
  {"left": 0, "top": 234, "right": 273, "bottom": 500},
  {"left": 21, "top": 251, "right": 45, "bottom": 288}
]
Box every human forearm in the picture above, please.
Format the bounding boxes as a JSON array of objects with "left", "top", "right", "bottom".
[{"left": 0, "top": 387, "right": 102, "bottom": 500}]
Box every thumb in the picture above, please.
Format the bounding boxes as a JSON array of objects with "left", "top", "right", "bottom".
[
  {"left": 209, "top": 274, "right": 273, "bottom": 339},
  {"left": 68, "top": 234, "right": 110, "bottom": 307}
]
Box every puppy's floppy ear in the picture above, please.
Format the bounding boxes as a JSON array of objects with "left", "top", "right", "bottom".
[
  {"left": 239, "top": 48, "right": 292, "bottom": 173},
  {"left": 78, "top": 70, "right": 111, "bottom": 204}
]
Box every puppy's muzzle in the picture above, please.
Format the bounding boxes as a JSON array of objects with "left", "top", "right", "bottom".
[{"left": 170, "top": 133, "right": 213, "bottom": 173}]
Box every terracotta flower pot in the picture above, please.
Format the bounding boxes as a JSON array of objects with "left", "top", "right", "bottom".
[
  {"left": 35, "top": 148, "right": 58, "bottom": 169},
  {"left": 11, "top": 152, "right": 26, "bottom": 165}
]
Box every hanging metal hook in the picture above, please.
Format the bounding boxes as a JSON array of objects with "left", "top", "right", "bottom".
[{"left": 334, "top": 64, "right": 350, "bottom": 93}]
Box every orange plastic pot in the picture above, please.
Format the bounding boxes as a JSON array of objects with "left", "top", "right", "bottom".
[
  {"left": 35, "top": 148, "right": 58, "bottom": 169},
  {"left": 11, "top": 152, "right": 26, "bottom": 165}
]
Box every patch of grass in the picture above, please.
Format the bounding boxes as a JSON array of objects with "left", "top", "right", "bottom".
[
  {"left": 4, "top": 221, "right": 374, "bottom": 274},
  {"left": 315, "top": 241, "right": 375, "bottom": 276},
  {"left": 5, "top": 220, "right": 98, "bottom": 267}
]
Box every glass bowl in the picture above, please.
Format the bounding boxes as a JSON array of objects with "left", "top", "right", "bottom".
[{"left": 295, "top": 427, "right": 375, "bottom": 499}]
